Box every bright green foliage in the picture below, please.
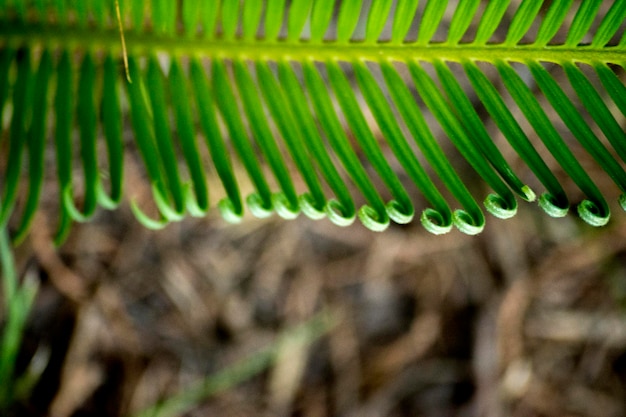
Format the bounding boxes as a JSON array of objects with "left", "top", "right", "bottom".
[
  {"left": 0, "top": 0, "right": 625, "bottom": 242},
  {"left": 0, "top": 212, "right": 39, "bottom": 409}
]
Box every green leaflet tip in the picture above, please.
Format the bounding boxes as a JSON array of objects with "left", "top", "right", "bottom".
[
  {"left": 358, "top": 205, "right": 390, "bottom": 232},
  {"left": 325, "top": 200, "right": 356, "bottom": 227},
  {"left": 538, "top": 193, "right": 569, "bottom": 218},
  {"left": 184, "top": 184, "right": 209, "bottom": 218},
  {"left": 484, "top": 193, "right": 517, "bottom": 219},
  {"left": 62, "top": 186, "right": 95, "bottom": 223},
  {"left": 130, "top": 200, "right": 169, "bottom": 230},
  {"left": 299, "top": 193, "right": 326, "bottom": 220},
  {"left": 521, "top": 185, "right": 536, "bottom": 202},
  {"left": 218, "top": 198, "right": 244, "bottom": 224},
  {"left": 386, "top": 200, "right": 414, "bottom": 224},
  {"left": 453, "top": 210, "right": 484, "bottom": 235},
  {"left": 577, "top": 199, "right": 610, "bottom": 227},
  {"left": 246, "top": 193, "right": 274, "bottom": 219},
  {"left": 97, "top": 182, "right": 121, "bottom": 210},
  {"left": 272, "top": 192, "right": 300, "bottom": 220},
  {"left": 152, "top": 184, "right": 185, "bottom": 222},
  {"left": 420, "top": 209, "right": 453, "bottom": 235}
]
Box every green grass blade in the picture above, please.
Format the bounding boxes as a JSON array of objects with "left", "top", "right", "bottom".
[
  {"left": 0, "top": 218, "right": 37, "bottom": 409},
  {"left": 131, "top": 310, "right": 336, "bottom": 417}
]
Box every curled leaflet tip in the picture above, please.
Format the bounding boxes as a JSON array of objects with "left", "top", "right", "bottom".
[
  {"left": 484, "top": 193, "right": 517, "bottom": 219},
  {"left": 272, "top": 192, "right": 300, "bottom": 220},
  {"left": 520, "top": 185, "right": 536, "bottom": 202},
  {"left": 246, "top": 193, "right": 274, "bottom": 218},
  {"left": 358, "top": 205, "right": 389, "bottom": 232},
  {"left": 184, "top": 185, "right": 209, "bottom": 218},
  {"left": 577, "top": 199, "right": 610, "bottom": 227},
  {"left": 152, "top": 184, "right": 185, "bottom": 221},
  {"left": 325, "top": 199, "right": 356, "bottom": 227},
  {"left": 420, "top": 208, "right": 453, "bottom": 235},
  {"left": 62, "top": 186, "right": 95, "bottom": 223},
  {"left": 130, "top": 200, "right": 168, "bottom": 230},
  {"left": 453, "top": 209, "right": 485, "bottom": 235},
  {"left": 218, "top": 198, "right": 243, "bottom": 223},
  {"left": 386, "top": 200, "right": 414, "bottom": 224},
  {"left": 538, "top": 193, "right": 569, "bottom": 218},
  {"left": 299, "top": 194, "right": 326, "bottom": 220},
  {"left": 96, "top": 182, "right": 120, "bottom": 210}
]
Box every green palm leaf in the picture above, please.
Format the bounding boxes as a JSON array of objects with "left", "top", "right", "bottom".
[{"left": 0, "top": 0, "right": 625, "bottom": 243}]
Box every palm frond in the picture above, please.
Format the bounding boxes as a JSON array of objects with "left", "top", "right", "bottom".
[{"left": 0, "top": 0, "right": 625, "bottom": 243}]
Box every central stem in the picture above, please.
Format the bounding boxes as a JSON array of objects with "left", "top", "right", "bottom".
[{"left": 1, "top": 23, "right": 624, "bottom": 64}]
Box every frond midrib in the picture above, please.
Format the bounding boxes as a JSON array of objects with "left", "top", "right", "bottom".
[{"left": 1, "top": 23, "right": 624, "bottom": 64}]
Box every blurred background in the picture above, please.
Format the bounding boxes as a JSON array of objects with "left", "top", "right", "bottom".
[{"left": 8, "top": 184, "right": 626, "bottom": 417}]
